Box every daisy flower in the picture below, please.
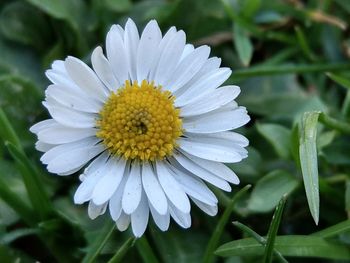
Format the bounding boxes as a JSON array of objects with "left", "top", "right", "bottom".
[{"left": 30, "top": 18, "right": 250, "bottom": 237}]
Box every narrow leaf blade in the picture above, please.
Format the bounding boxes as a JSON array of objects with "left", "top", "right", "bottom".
[{"left": 299, "top": 111, "right": 320, "bottom": 224}]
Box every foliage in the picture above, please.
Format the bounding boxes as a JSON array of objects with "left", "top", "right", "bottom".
[{"left": 0, "top": 0, "right": 350, "bottom": 262}]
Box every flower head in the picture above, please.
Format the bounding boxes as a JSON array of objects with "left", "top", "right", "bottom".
[{"left": 30, "top": 18, "right": 250, "bottom": 237}]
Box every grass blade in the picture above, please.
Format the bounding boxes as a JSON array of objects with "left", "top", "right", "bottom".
[
  {"left": 319, "top": 112, "right": 350, "bottom": 134},
  {"left": 233, "top": 23, "right": 253, "bottom": 67},
  {"left": 299, "top": 111, "right": 320, "bottom": 225},
  {"left": 107, "top": 237, "right": 136, "bottom": 263},
  {"left": 0, "top": 107, "right": 21, "bottom": 149},
  {"left": 233, "top": 222, "right": 288, "bottom": 263},
  {"left": 312, "top": 219, "right": 350, "bottom": 238},
  {"left": 263, "top": 196, "right": 287, "bottom": 263},
  {"left": 216, "top": 235, "right": 350, "bottom": 260},
  {"left": 230, "top": 62, "right": 350, "bottom": 80},
  {"left": 82, "top": 219, "right": 115, "bottom": 263},
  {"left": 203, "top": 184, "right": 252, "bottom": 263},
  {"left": 327, "top": 72, "right": 350, "bottom": 89},
  {"left": 135, "top": 236, "right": 160, "bottom": 263}
]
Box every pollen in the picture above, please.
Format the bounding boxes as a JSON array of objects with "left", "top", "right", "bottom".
[{"left": 96, "top": 80, "right": 183, "bottom": 161}]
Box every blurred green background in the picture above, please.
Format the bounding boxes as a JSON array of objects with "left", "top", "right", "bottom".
[{"left": 1, "top": 0, "right": 350, "bottom": 262}]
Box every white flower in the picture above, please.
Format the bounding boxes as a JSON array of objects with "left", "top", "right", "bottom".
[{"left": 30, "top": 18, "right": 250, "bottom": 237}]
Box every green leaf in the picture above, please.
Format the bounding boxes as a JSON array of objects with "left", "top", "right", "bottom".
[
  {"left": 107, "top": 237, "right": 136, "bottom": 263},
  {"left": 5, "top": 142, "right": 53, "bottom": 220},
  {"left": 216, "top": 235, "right": 350, "bottom": 260},
  {"left": 233, "top": 23, "right": 253, "bottom": 67},
  {"left": 256, "top": 123, "right": 291, "bottom": 159},
  {"left": 82, "top": 220, "right": 116, "bottom": 263},
  {"left": 263, "top": 196, "right": 287, "bottom": 263},
  {"left": 299, "top": 111, "right": 320, "bottom": 225},
  {"left": 203, "top": 185, "right": 251, "bottom": 263},
  {"left": 104, "top": 0, "right": 131, "bottom": 12},
  {"left": 0, "top": 2, "right": 51, "bottom": 49},
  {"left": 0, "top": 228, "right": 38, "bottom": 245},
  {"left": 313, "top": 219, "right": 350, "bottom": 238},
  {"left": 241, "top": 0, "right": 261, "bottom": 18},
  {"left": 24, "top": 0, "right": 85, "bottom": 30},
  {"left": 346, "top": 181, "right": 350, "bottom": 213},
  {"left": 248, "top": 170, "right": 298, "bottom": 213},
  {"left": 228, "top": 147, "right": 262, "bottom": 178},
  {"left": 0, "top": 175, "right": 35, "bottom": 226},
  {"left": 231, "top": 62, "right": 350, "bottom": 80},
  {"left": 327, "top": 72, "right": 350, "bottom": 89}
]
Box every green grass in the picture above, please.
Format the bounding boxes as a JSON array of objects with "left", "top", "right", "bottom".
[{"left": 1, "top": 0, "right": 350, "bottom": 262}]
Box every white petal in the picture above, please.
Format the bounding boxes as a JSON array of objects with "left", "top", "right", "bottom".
[
  {"left": 109, "top": 174, "right": 128, "bottom": 220},
  {"left": 136, "top": 20, "right": 162, "bottom": 82},
  {"left": 131, "top": 190, "right": 149, "bottom": 237},
  {"left": 172, "top": 153, "right": 231, "bottom": 191},
  {"left": 45, "top": 84, "right": 101, "bottom": 113},
  {"left": 156, "top": 161, "right": 191, "bottom": 214},
  {"left": 65, "top": 56, "right": 108, "bottom": 101},
  {"left": 179, "top": 44, "right": 194, "bottom": 61},
  {"left": 168, "top": 203, "right": 191, "bottom": 229},
  {"left": 92, "top": 157, "right": 127, "bottom": 205},
  {"left": 106, "top": 25, "right": 129, "bottom": 84},
  {"left": 88, "top": 201, "right": 107, "bottom": 219},
  {"left": 180, "top": 86, "right": 240, "bottom": 117},
  {"left": 149, "top": 203, "right": 170, "bottom": 231},
  {"left": 183, "top": 151, "right": 240, "bottom": 184},
  {"left": 178, "top": 137, "right": 243, "bottom": 163},
  {"left": 116, "top": 212, "right": 131, "bottom": 231},
  {"left": 47, "top": 144, "right": 105, "bottom": 174},
  {"left": 191, "top": 197, "right": 218, "bottom": 216},
  {"left": 175, "top": 68, "right": 231, "bottom": 107},
  {"left": 74, "top": 153, "right": 110, "bottom": 204},
  {"left": 142, "top": 162, "right": 168, "bottom": 215},
  {"left": 35, "top": 141, "right": 56, "bottom": 152},
  {"left": 45, "top": 65, "right": 79, "bottom": 90},
  {"left": 171, "top": 166, "right": 217, "bottom": 205},
  {"left": 44, "top": 103, "right": 97, "bottom": 128},
  {"left": 183, "top": 132, "right": 249, "bottom": 158},
  {"left": 124, "top": 18, "right": 140, "bottom": 81},
  {"left": 173, "top": 57, "right": 221, "bottom": 98},
  {"left": 153, "top": 30, "right": 186, "bottom": 85},
  {"left": 41, "top": 137, "right": 100, "bottom": 164},
  {"left": 148, "top": 26, "right": 177, "bottom": 81},
  {"left": 30, "top": 119, "right": 56, "bottom": 134},
  {"left": 122, "top": 162, "right": 142, "bottom": 214},
  {"left": 186, "top": 131, "right": 249, "bottom": 151},
  {"left": 183, "top": 106, "right": 250, "bottom": 133},
  {"left": 165, "top": 45, "right": 210, "bottom": 92},
  {"left": 92, "top": 46, "right": 120, "bottom": 91},
  {"left": 38, "top": 123, "right": 96, "bottom": 144}
]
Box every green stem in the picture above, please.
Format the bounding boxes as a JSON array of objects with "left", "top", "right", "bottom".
[
  {"left": 319, "top": 113, "right": 350, "bottom": 134},
  {"left": 203, "top": 185, "right": 251, "bottom": 263},
  {"left": 107, "top": 237, "right": 136, "bottom": 263},
  {"left": 82, "top": 220, "right": 116, "bottom": 263}
]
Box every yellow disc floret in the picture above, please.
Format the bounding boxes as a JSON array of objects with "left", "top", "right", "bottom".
[{"left": 96, "top": 80, "right": 182, "bottom": 161}]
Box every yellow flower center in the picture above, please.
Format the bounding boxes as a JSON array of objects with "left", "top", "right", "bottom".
[{"left": 96, "top": 80, "right": 183, "bottom": 161}]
